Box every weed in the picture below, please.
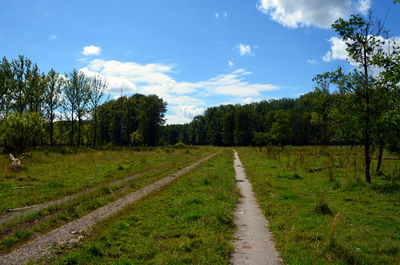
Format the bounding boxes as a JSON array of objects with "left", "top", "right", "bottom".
[{"left": 315, "top": 191, "right": 332, "bottom": 215}]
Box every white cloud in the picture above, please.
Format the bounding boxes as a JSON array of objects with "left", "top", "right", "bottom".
[
  {"left": 165, "top": 114, "right": 192, "bottom": 125},
  {"left": 306, "top": 58, "right": 318, "bottom": 65},
  {"left": 322, "top": 36, "right": 400, "bottom": 75},
  {"left": 236, "top": 44, "right": 254, "bottom": 56},
  {"left": 228, "top": 60, "right": 234, "bottom": 67},
  {"left": 48, "top": 34, "right": 57, "bottom": 40},
  {"left": 171, "top": 105, "right": 205, "bottom": 118},
  {"left": 80, "top": 59, "right": 279, "bottom": 124},
  {"left": 257, "top": 0, "right": 371, "bottom": 29},
  {"left": 82, "top": 45, "right": 101, "bottom": 56},
  {"left": 356, "top": 0, "right": 371, "bottom": 15},
  {"left": 322, "top": 37, "right": 348, "bottom": 62},
  {"left": 215, "top": 11, "right": 228, "bottom": 19}
]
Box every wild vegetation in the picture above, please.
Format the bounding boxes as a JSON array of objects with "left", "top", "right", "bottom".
[
  {"left": 0, "top": 11, "right": 399, "bottom": 265},
  {"left": 0, "top": 58, "right": 167, "bottom": 151},
  {"left": 0, "top": 146, "right": 216, "bottom": 253},
  {"left": 43, "top": 150, "right": 236, "bottom": 265},
  {"left": 238, "top": 146, "right": 400, "bottom": 264}
]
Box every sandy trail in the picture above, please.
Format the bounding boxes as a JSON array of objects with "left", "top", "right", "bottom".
[
  {"left": 230, "top": 150, "right": 281, "bottom": 265},
  {"left": 0, "top": 153, "right": 216, "bottom": 265}
]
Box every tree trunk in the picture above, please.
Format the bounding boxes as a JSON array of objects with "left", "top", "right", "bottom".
[
  {"left": 363, "top": 45, "right": 371, "bottom": 183},
  {"left": 78, "top": 116, "right": 81, "bottom": 147},
  {"left": 376, "top": 136, "right": 384, "bottom": 172},
  {"left": 93, "top": 108, "right": 97, "bottom": 146},
  {"left": 50, "top": 110, "right": 54, "bottom": 146},
  {"left": 70, "top": 108, "right": 74, "bottom": 147}
]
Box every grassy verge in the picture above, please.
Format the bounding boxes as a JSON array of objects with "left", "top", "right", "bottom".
[
  {"left": 0, "top": 146, "right": 215, "bottom": 213},
  {"left": 238, "top": 146, "right": 400, "bottom": 265},
  {"left": 0, "top": 149, "right": 215, "bottom": 253},
  {"left": 41, "top": 149, "right": 237, "bottom": 265}
]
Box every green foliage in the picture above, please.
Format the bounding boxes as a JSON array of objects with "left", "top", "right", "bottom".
[
  {"left": 238, "top": 146, "right": 400, "bottom": 264},
  {"left": 129, "top": 130, "right": 143, "bottom": 146},
  {"left": 0, "top": 112, "right": 44, "bottom": 152}
]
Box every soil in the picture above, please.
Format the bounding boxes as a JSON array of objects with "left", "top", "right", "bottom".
[{"left": 230, "top": 150, "right": 281, "bottom": 265}]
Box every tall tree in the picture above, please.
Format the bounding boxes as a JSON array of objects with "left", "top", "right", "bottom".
[
  {"left": 138, "top": 95, "right": 166, "bottom": 146},
  {"left": 89, "top": 75, "right": 107, "bottom": 146},
  {"left": 44, "top": 69, "right": 63, "bottom": 146},
  {"left": 10, "top": 55, "right": 32, "bottom": 114},
  {"left": 64, "top": 69, "right": 88, "bottom": 146},
  {"left": 0, "top": 57, "right": 13, "bottom": 116},
  {"left": 309, "top": 75, "right": 334, "bottom": 145},
  {"left": 330, "top": 14, "right": 385, "bottom": 183}
]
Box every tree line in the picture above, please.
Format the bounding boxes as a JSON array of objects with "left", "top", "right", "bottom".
[
  {"left": 0, "top": 56, "right": 166, "bottom": 151},
  {"left": 161, "top": 14, "right": 400, "bottom": 183}
]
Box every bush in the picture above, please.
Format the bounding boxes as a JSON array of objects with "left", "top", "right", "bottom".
[
  {"left": 0, "top": 111, "right": 44, "bottom": 152},
  {"left": 174, "top": 142, "right": 187, "bottom": 149}
]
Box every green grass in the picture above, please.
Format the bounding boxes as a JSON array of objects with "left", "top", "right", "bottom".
[
  {"left": 0, "top": 146, "right": 215, "bottom": 213},
  {"left": 0, "top": 148, "right": 216, "bottom": 253},
  {"left": 41, "top": 150, "right": 237, "bottom": 265},
  {"left": 238, "top": 146, "right": 400, "bottom": 265}
]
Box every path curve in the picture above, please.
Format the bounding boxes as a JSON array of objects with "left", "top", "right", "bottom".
[
  {"left": 0, "top": 153, "right": 217, "bottom": 265},
  {"left": 230, "top": 150, "right": 281, "bottom": 265}
]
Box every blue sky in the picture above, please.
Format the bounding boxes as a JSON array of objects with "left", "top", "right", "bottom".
[{"left": 1, "top": 0, "right": 399, "bottom": 123}]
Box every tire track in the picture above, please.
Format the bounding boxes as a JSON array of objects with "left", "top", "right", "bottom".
[{"left": 0, "top": 153, "right": 216, "bottom": 265}]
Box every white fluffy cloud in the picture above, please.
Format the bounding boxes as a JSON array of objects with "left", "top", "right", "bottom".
[
  {"left": 257, "top": 0, "right": 371, "bottom": 28},
  {"left": 80, "top": 59, "right": 279, "bottom": 124},
  {"left": 322, "top": 37, "right": 348, "bottom": 62},
  {"left": 322, "top": 36, "right": 400, "bottom": 74},
  {"left": 82, "top": 45, "right": 101, "bottom": 56},
  {"left": 236, "top": 44, "right": 254, "bottom": 56}
]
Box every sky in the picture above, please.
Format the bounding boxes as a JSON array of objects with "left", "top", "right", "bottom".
[{"left": 1, "top": 0, "right": 400, "bottom": 124}]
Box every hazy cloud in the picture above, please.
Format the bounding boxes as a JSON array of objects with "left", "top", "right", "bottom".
[{"left": 236, "top": 44, "right": 254, "bottom": 56}]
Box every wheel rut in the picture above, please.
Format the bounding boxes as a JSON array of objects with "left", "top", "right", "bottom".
[
  {"left": 230, "top": 150, "right": 281, "bottom": 265},
  {"left": 0, "top": 153, "right": 217, "bottom": 265}
]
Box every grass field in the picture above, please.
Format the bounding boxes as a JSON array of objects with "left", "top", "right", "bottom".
[
  {"left": 0, "top": 146, "right": 216, "bottom": 253},
  {"left": 42, "top": 150, "right": 237, "bottom": 265},
  {"left": 0, "top": 146, "right": 215, "bottom": 213},
  {"left": 1, "top": 145, "right": 399, "bottom": 264},
  {"left": 238, "top": 146, "right": 400, "bottom": 265}
]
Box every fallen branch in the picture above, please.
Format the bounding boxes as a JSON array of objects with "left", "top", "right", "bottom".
[{"left": 308, "top": 165, "right": 343, "bottom": 173}]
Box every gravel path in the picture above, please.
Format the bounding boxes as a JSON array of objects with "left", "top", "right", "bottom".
[
  {"left": 0, "top": 168, "right": 158, "bottom": 226},
  {"left": 0, "top": 153, "right": 216, "bottom": 265},
  {"left": 230, "top": 150, "right": 281, "bottom": 265}
]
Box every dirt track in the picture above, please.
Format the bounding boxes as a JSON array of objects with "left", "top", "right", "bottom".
[
  {"left": 230, "top": 150, "right": 281, "bottom": 265},
  {"left": 0, "top": 153, "right": 216, "bottom": 265},
  {"left": 0, "top": 169, "right": 156, "bottom": 226}
]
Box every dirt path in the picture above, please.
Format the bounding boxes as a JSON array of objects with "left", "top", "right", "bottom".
[
  {"left": 0, "top": 153, "right": 216, "bottom": 265},
  {"left": 230, "top": 150, "right": 281, "bottom": 265},
  {"left": 0, "top": 169, "right": 157, "bottom": 226}
]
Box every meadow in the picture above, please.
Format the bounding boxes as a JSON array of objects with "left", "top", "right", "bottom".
[
  {"left": 44, "top": 150, "right": 237, "bottom": 264},
  {"left": 0, "top": 146, "right": 216, "bottom": 253},
  {"left": 0, "top": 145, "right": 399, "bottom": 264},
  {"left": 238, "top": 146, "right": 400, "bottom": 264}
]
